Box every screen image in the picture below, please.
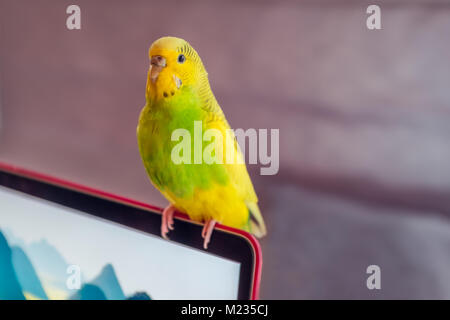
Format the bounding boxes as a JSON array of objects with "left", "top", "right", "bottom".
[{"left": 0, "top": 186, "right": 241, "bottom": 300}]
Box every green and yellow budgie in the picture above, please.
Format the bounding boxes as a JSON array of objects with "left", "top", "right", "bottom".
[{"left": 137, "top": 37, "right": 266, "bottom": 249}]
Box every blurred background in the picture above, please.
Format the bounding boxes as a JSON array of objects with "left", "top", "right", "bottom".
[{"left": 1, "top": 0, "right": 450, "bottom": 299}]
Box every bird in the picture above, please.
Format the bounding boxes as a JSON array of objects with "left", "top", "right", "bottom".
[{"left": 137, "top": 36, "right": 266, "bottom": 249}]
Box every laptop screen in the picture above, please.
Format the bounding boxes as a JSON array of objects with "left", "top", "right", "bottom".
[{"left": 0, "top": 185, "right": 241, "bottom": 300}]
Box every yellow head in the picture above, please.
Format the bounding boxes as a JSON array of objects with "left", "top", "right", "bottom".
[{"left": 146, "top": 36, "right": 207, "bottom": 102}]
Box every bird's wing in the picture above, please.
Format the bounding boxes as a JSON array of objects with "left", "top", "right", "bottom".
[{"left": 203, "top": 98, "right": 267, "bottom": 237}]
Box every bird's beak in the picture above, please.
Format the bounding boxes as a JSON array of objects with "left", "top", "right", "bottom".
[
  {"left": 151, "top": 55, "right": 166, "bottom": 67},
  {"left": 150, "top": 55, "right": 166, "bottom": 83}
]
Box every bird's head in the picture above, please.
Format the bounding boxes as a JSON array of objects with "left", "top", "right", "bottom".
[{"left": 146, "top": 36, "right": 206, "bottom": 102}]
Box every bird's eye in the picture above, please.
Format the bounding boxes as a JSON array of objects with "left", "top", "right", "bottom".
[{"left": 177, "top": 54, "right": 186, "bottom": 64}]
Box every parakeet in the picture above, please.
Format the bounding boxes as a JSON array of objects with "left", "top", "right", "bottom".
[{"left": 137, "top": 36, "right": 266, "bottom": 249}]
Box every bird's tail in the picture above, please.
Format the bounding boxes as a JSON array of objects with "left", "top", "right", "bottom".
[{"left": 247, "top": 202, "right": 267, "bottom": 238}]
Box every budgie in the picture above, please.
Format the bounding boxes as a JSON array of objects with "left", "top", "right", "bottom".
[{"left": 137, "top": 36, "right": 266, "bottom": 249}]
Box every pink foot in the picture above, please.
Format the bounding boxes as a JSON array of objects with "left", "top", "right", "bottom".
[
  {"left": 201, "top": 219, "right": 217, "bottom": 250},
  {"left": 161, "top": 204, "right": 175, "bottom": 240}
]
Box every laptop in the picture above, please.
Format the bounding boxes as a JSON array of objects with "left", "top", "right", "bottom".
[{"left": 0, "top": 162, "right": 261, "bottom": 300}]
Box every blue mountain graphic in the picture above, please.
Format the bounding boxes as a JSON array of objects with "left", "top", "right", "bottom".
[
  {"left": 26, "top": 239, "right": 70, "bottom": 291},
  {"left": 0, "top": 230, "right": 25, "bottom": 300},
  {"left": 71, "top": 284, "right": 107, "bottom": 300},
  {"left": 12, "top": 246, "right": 48, "bottom": 299},
  {"left": 90, "top": 263, "right": 125, "bottom": 300}
]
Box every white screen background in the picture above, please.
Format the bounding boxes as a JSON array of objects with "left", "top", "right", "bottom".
[{"left": 0, "top": 186, "right": 241, "bottom": 299}]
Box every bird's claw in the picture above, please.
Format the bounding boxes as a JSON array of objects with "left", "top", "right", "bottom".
[
  {"left": 201, "top": 220, "right": 217, "bottom": 250},
  {"left": 161, "top": 204, "right": 175, "bottom": 240}
]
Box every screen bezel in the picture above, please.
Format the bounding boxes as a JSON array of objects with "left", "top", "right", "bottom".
[{"left": 0, "top": 162, "right": 262, "bottom": 300}]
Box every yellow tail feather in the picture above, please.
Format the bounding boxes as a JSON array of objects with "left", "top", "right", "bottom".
[{"left": 247, "top": 202, "right": 267, "bottom": 238}]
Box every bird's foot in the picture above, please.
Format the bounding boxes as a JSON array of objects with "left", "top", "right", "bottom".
[
  {"left": 161, "top": 204, "right": 175, "bottom": 240},
  {"left": 201, "top": 219, "right": 217, "bottom": 250}
]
